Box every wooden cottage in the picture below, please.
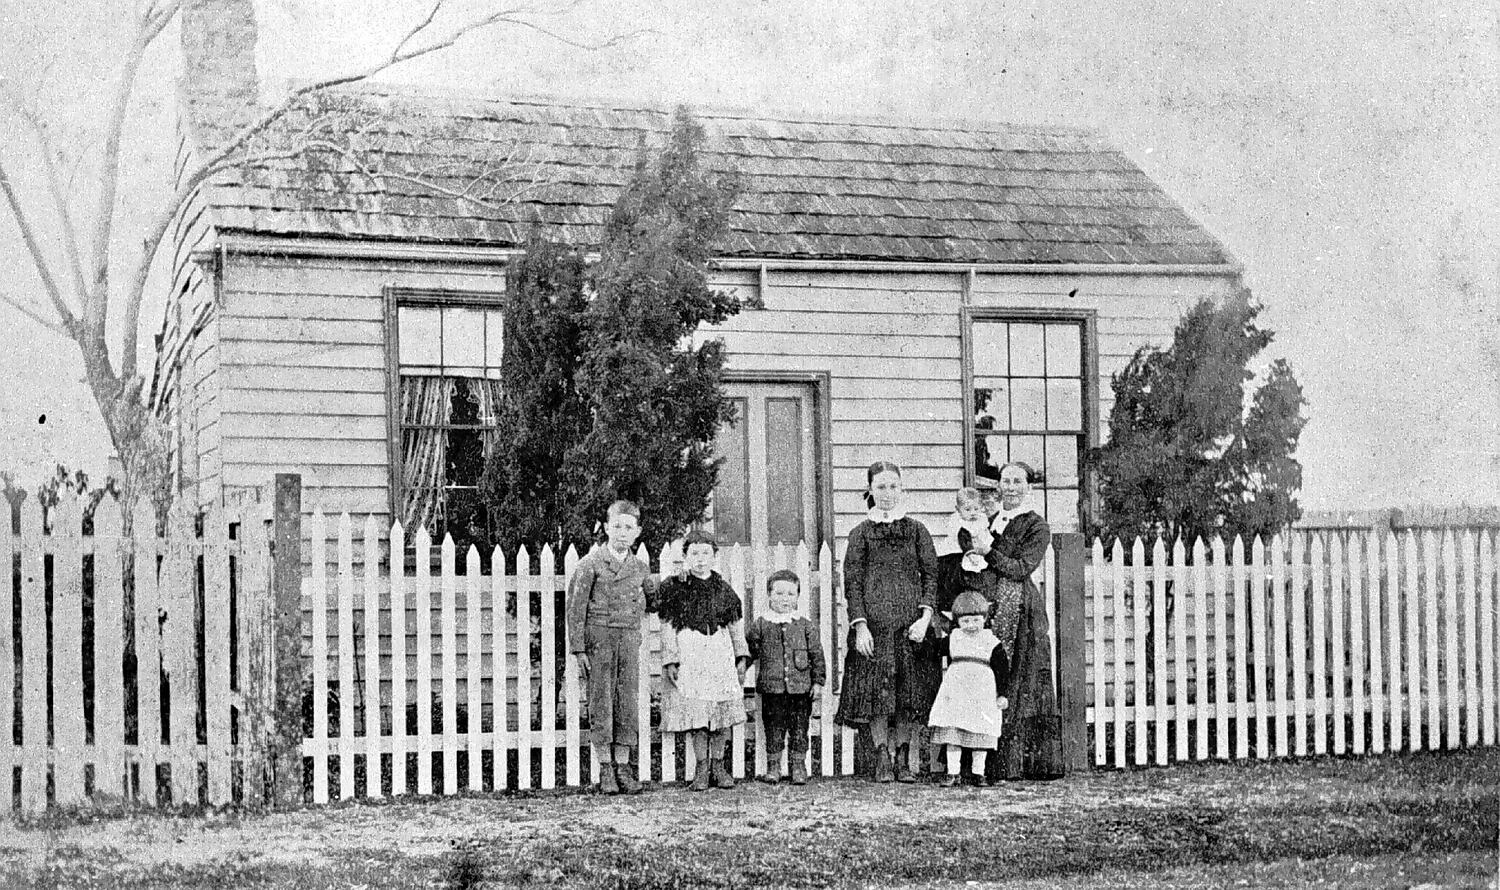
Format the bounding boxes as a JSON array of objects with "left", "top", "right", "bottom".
[{"left": 152, "top": 84, "right": 1240, "bottom": 555}]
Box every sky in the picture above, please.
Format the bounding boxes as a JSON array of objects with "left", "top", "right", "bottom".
[{"left": 0, "top": 0, "right": 1496, "bottom": 510}]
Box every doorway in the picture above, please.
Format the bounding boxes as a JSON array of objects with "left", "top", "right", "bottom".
[{"left": 710, "top": 379, "right": 824, "bottom": 549}]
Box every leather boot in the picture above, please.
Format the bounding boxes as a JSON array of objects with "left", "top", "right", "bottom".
[
  {"left": 615, "top": 761, "right": 643, "bottom": 795},
  {"left": 789, "top": 753, "right": 808, "bottom": 785},
  {"left": 711, "top": 756, "right": 736, "bottom": 789},
  {"left": 874, "top": 744, "right": 895, "bottom": 783},
  {"left": 599, "top": 765, "right": 620, "bottom": 795},
  {"left": 894, "top": 744, "right": 917, "bottom": 783},
  {"left": 688, "top": 756, "right": 711, "bottom": 791},
  {"left": 760, "top": 758, "right": 783, "bottom": 784}
]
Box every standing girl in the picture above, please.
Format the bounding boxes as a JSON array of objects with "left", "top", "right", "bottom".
[
  {"left": 974, "top": 461, "right": 1064, "bottom": 780},
  {"left": 658, "top": 530, "right": 750, "bottom": 791},
  {"left": 927, "top": 590, "right": 1010, "bottom": 787},
  {"left": 834, "top": 460, "right": 939, "bottom": 782}
]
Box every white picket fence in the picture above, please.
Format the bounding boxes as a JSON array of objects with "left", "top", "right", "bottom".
[
  {"left": 0, "top": 491, "right": 275, "bottom": 816},
  {"left": 1087, "top": 530, "right": 1500, "bottom": 767},
  {"left": 299, "top": 512, "right": 856, "bottom": 802}
]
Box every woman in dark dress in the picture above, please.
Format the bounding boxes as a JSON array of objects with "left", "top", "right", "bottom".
[
  {"left": 835, "top": 460, "right": 940, "bottom": 782},
  {"left": 975, "top": 461, "right": 1065, "bottom": 780}
]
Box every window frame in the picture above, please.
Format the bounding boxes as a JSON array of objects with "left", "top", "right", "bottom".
[
  {"left": 383, "top": 286, "right": 507, "bottom": 545},
  {"left": 960, "top": 306, "right": 1100, "bottom": 531}
]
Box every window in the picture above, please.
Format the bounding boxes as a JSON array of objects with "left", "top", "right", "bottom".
[
  {"left": 389, "top": 291, "right": 504, "bottom": 556},
  {"left": 968, "top": 316, "right": 1091, "bottom": 533}
]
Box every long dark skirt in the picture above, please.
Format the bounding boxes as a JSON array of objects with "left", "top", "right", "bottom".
[
  {"left": 990, "top": 580, "right": 1065, "bottom": 780},
  {"left": 836, "top": 621, "right": 941, "bottom": 726}
]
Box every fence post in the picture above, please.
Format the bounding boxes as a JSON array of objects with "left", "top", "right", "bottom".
[
  {"left": 1053, "top": 533, "right": 1089, "bottom": 772},
  {"left": 269, "top": 474, "right": 303, "bottom": 806}
]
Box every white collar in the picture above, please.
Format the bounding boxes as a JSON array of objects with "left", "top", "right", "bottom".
[
  {"left": 991, "top": 506, "right": 1031, "bottom": 531},
  {"left": 761, "top": 609, "right": 802, "bottom": 624},
  {"left": 866, "top": 507, "right": 907, "bottom": 524}
]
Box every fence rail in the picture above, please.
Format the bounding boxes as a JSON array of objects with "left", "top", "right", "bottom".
[{"left": 1086, "top": 529, "right": 1500, "bottom": 768}]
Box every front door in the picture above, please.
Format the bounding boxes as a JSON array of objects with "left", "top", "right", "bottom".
[{"left": 710, "top": 380, "right": 821, "bottom": 549}]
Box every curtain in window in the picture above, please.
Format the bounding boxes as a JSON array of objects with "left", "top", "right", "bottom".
[
  {"left": 468, "top": 377, "right": 505, "bottom": 463},
  {"left": 399, "top": 376, "right": 455, "bottom": 534}
]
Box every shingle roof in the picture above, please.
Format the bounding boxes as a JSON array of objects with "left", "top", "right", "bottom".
[{"left": 199, "top": 86, "right": 1231, "bottom": 266}]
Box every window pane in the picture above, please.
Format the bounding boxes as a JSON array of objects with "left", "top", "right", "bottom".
[
  {"left": 443, "top": 307, "right": 487, "bottom": 374},
  {"left": 398, "top": 307, "right": 442, "bottom": 368},
  {"left": 974, "top": 380, "right": 1009, "bottom": 429},
  {"left": 1045, "top": 436, "right": 1079, "bottom": 487},
  {"left": 1046, "top": 379, "right": 1083, "bottom": 430},
  {"left": 484, "top": 310, "right": 504, "bottom": 371},
  {"left": 1008, "top": 435, "right": 1045, "bottom": 483},
  {"left": 1045, "top": 324, "right": 1081, "bottom": 376},
  {"left": 1009, "top": 324, "right": 1045, "bottom": 376},
  {"left": 975, "top": 434, "right": 1006, "bottom": 485},
  {"left": 972, "top": 321, "right": 1008, "bottom": 374},
  {"left": 1011, "top": 378, "right": 1046, "bottom": 430},
  {"left": 1046, "top": 488, "right": 1080, "bottom": 532}
]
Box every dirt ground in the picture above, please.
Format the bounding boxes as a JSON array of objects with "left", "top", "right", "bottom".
[{"left": 1, "top": 749, "right": 1497, "bottom": 888}]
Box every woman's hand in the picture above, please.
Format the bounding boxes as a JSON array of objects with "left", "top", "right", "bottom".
[
  {"left": 664, "top": 663, "right": 679, "bottom": 685},
  {"left": 854, "top": 622, "right": 874, "bottom": 657},
  {"left": 907, "top": 610, "right": 931, "bottom": 642}
]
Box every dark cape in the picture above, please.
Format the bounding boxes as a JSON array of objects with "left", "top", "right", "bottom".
[{"left": 655, "top": 572, "right": 743, "bottom": 636}]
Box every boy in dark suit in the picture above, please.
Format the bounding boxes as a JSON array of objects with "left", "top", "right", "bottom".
[{"left": 747, "top": 569, "right": 827, "bottom": 784}]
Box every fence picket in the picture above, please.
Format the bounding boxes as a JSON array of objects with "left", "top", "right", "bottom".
[
  {"left": 337, "top": 513, "right": 356, "bottom": 802},
  {"left": 390, "top": 524, "right": 407, "bottom": 797},
  {"left": 818, "top": 543, "right": 837, "bottom": 777},
  {"left": 440, "top": 536, "right": 459, "bottom": 795},
  {"left": 467, "top": 546, "right": 485, "bottom": 792},
  {"left": 1463, "top": 530, "right": 1479, "bottom": 747},
  {"left": 238, "top": 500, "right": 274, "bottom": 808},
  {"left": 0, "top": 496, "right": 12, "bottom": 808},
  {"left": 1349, "top": 535, "right": 1366, "bottom": 755},
  {"left": 1090, "top": 540, "right": 1106, "bottom": 766},
  {"left": 204, "top": 501, "right": 232, "bottom": 805},
  {"left": 563, "top": 546, "right": 580, "bottom": 788},
  {"left": 1151, "top": 538, "right": 1168, "bottom": 766},
  {"left": 1482, "top": 532, "right": 1496, "bottom": 746},
  {"left": 1423, "top": 531, "right": 1440, "bottom": 750},
  {"left": 1250, "top": 537, "right": 1269, "bottom": 759},
  {"left": 1232, "top": 536, "right": 1249, "bottom": 760},
  {"left": 1329, "top": 533, "right": 1347, "bottom": 756},
  {"left": 1405, "top": 532, "right": 1422, "bottom": 751},
  {"left": 837, "top": 539, "right": 854, "bottom": 775},
  {"left": 492, "top": 548, "right": 509, "bottom": 791},
  {"left": 363, "top": 516, "right": 383, "bottom": 799},
  {"left": 92, "top": 498, "right": 125, "bottom": 804},
  {"left": 1192, "top": 538, "right": 1209, "bottom": 761},
  {"left": 1271, "top": 535, "right": 1289, "bottom": 759},
  {"left": 1131, "top": 538, "right": 1148, "bottom": 766},
  {"left": 1310, "top": 536, "right": 1327, "bottom": 757},
  {"left": 166, "top": 500, "right": 200, "bottom": 806},
  {"left": 515, "top": 547, "right": 533, "bottom": 790},
  {"left": 19, "top": 493, "right": 46, "bottom": 811},
  {"left": 1170, "top": 539, "right": 1188, "bottom": 763},
  {"left": 52, "top": 493, "right": 85, "bottom": 807},
  {"left": 658, "top": 544, "right": 677, "bottom": 786},
  {"left": 413, "top": 526, "right": 433, "bottom": 796},
  {"left": 1110, "top": 540, "right": 1127, "bottom": 768},
  {"left": 1366, "top": 533, "right": 1385, "bottom": 755},
  {"left": 1443, "top": 532, "right": 1461, "bottom": 747},
  {"left": 131, "top": 498, "right": 162, "bottom": 806},
  {"left": 539, "top": 546, "right": 558, "bottom": 790},
  {"left": 635, "top": 544, "right": 652, "bottom": 787},
  {"left": 728, "top": 545, "right": 749, "bottom": 780},
  {"left": 1290, "top": 534, "right": 1308, "bottom": 758},
  {"left": 1385, "top": 534, "right": 1403, "bottom": 752}
]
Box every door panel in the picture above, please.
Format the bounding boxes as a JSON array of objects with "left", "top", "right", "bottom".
[{"left": 711, "top": 381, "right": 821, "bottom": 549}]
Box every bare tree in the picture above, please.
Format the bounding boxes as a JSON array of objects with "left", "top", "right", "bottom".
[{"left": 0, "top": 0, "right": 636, "bottom": 510}]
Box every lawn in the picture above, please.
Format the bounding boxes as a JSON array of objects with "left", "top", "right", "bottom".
[{"left": 2, "top": 748, "right": 1496, "bottom": 889}]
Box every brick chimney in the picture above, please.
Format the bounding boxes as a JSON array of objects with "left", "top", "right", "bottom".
[{"left": 179, "top": 0, "right": 262, "bottom": 149}]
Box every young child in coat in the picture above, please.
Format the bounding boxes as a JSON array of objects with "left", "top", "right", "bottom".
[
  {"left": 566, "top": 500, "right": 659, "bottom": 795},
  {"left": 927, "top": 590, "right": 1010, "bottom": 787},
  {"left": 746, "top": 569, "right": 827, "bottom": 785},
  {"left": 657, "top": 530, "right": 750, "bottom": 791}
]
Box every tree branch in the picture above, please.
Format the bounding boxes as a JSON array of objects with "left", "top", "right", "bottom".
[
  {"left": 1, "top": 84, "right": 91, "bottom": 308},
  {"left": 0, "top": 156, "right": 80, "bottom": 336},
  {"left": 0, "top": 293, "right": 70, "bottom": 338}
]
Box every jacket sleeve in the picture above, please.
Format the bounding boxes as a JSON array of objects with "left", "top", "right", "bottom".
[
  {"left": 987, "top": 514, "right": 1052, "bottom": 582},
  {"left": 806, "top": 620, "right": 827, "bottom": 687},
  {"left": 914, "top": 522, "right": 938, "bottom": 611},
  {"left": 729, "top": 617, "right": 750, "bottom": 661},
  {"left": 990, "top": 641, "right": 1012, "bottom": 696},
  {"left": 843, "top": 523, "right": 870, "bottom": 626},
  {"left": 565, "top": 559, "right": 596, "bottom": 654}
]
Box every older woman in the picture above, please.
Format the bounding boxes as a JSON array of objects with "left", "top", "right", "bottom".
[{"left": 973, "top": 461, "right": 1065, "bottom": 780}]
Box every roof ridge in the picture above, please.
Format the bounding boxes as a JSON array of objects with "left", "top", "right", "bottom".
[{"left": 271, "top": 78, "right": 1102, "bottom": 139}]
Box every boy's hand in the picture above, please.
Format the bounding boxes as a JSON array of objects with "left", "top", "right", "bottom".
[
  {"left": 575, "top": 653, "right": 591, "bottom": 681},
  {"left": 736, "top": 656, "right": 749, "bottom": 686},
  {"left": 664, "top": 663, "right": 679, "bottom": 685},
  {"left": 997, "top": 696, "right": 1009, "bottom": 710}
]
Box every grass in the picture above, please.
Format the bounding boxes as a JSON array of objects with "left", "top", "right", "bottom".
[{"left": 3, "top": 748, "right": 1497, "bottom": 889}]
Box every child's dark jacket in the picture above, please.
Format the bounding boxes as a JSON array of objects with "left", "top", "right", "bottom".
[
  {"left": 565, "top": 547, "right": 659, "bottom": 653},
  {"left": 746, "top": 617, "right": 827, "bottom": 694}
]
